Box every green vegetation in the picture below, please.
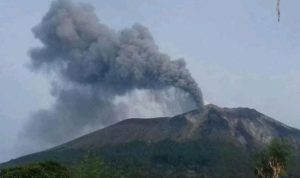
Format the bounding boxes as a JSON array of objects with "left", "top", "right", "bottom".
[
  {"left": 71, "top": 152, "right": 124, "bottom": 178},
  {"left": 0, "top": 139, "right": 298, "bottom": 178},
  {"left": 255, "top": 139, "right": 295, "bottom": 178},
  {"left": 0, "top": 139, "right": 254, "bottom": 178},
  {"left": 0, "top": 161, "right": 70, "bottom": 178},
  {"left": 0, "top": 156, "right": 124, "bottom": 178},
  {"left": 99, "top": 139, "right": 255, "bottom": 178}
]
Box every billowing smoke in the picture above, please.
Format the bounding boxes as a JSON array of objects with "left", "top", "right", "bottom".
[{"left": 23, "top": 0, "right": 203, "bottom": 147}]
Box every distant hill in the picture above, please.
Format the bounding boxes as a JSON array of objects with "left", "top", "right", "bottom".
[{"left": 1, "top": 104, "right": 300, "bottom": 178}]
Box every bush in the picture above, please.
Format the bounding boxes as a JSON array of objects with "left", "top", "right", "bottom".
[
  {"left": 0, "top": 161, "right": 70, "bottom": 178},
  {"left": 71, "top": 152, "right": 125, "bottom": 178}
]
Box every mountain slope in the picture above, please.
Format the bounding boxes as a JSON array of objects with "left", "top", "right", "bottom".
[
  {"left": 57, "top": 104, "right": 300, "bottom": 150},
  {"left": 2, "top": 104, "right": 300, "bottom": 177}
]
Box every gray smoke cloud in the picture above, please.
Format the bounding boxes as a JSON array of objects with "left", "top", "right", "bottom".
[{"left": 24, "top": 0, "right": 203, "bottom": 146}]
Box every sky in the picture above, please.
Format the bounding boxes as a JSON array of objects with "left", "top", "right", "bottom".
[{"left": 0, "top": 0, "right": 300, "bottom": 162}]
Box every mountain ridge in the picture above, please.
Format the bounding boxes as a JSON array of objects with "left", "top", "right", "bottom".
[{"left": 52, "top": 104, "right": 300, "bottom": 151}]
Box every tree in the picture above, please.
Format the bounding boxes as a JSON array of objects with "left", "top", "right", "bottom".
[
  {"left": 0, "top": 161, "right": 70, "bottom": 178},
  {"left": 255, "top": 138, "right": 294, "bottom": 178},
  {"left": 72, "top": 152, "right": 124, "bottom": 178}
]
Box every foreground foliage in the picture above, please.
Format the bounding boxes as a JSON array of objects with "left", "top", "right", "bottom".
[
  {"left": 0, "top": 161, "right": 70, "bottom": 178},
  {"left": 71, "top": 153, "right": 124, "bottom": 178},
  {"left": 0, "top": 155, "right": 125, "bottom": 178},
  {"left": 255, "top": 139, "right": 294, "bottom": 178},
  {"left": 0, "top": 139, "right": 298, "bottom": 178}
]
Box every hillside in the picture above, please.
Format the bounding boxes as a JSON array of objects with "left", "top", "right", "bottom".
[
  {"left": 57, "top": 104, "right": 300, "bottom": 149},
  {"left": 1, "top": 104, "right": 300, "bottom": 177}
]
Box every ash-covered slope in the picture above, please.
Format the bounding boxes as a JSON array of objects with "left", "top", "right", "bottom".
[{"left": 57, "top": 104, "right": 300, "bottom": 150}]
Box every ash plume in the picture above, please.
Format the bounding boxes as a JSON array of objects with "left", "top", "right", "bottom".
[{"left": 24, "top": 0, "right": 203, "bottom": 146}]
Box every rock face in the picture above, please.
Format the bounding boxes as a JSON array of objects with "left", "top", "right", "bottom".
[{"left": 57, "top": 104, "right": 300, "bottom": 150}]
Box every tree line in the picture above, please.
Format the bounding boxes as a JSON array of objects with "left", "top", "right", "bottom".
[{"left": 0, "top": 138, "right": 295, "bottom": 178}]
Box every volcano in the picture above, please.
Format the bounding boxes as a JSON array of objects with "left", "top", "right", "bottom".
[{"left": 2, "top": 105, "right": 300, "bottom": 178}]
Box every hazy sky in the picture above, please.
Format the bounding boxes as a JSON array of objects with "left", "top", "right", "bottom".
[{"left": 0, "top": 0, "right": 300, "bottom": 162}]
